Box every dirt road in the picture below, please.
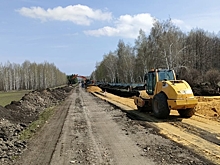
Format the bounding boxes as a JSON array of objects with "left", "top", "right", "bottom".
[
  {"left": 13, "top": 86, "right": 215, "bottom": 165},
  {"left": 93, "top": 91, "right": 220, "bottom": 165}
]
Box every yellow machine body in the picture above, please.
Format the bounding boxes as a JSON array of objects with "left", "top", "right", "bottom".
[
  {"left": 134, "top": 69, "right": 198, "bottom": 118},
  {"left": 154, "top": 80, "right": 197, "bottom": 109}
]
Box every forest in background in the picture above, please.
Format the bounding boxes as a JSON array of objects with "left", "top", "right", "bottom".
[
  {"left": 0, "top": 60, "right": 67, "bottom": 91},
  {"left": 1, "top": 19, "right": 220, "bottom": 92},
  {"left": 91, "top": 19, "right": 220, "bottom": 89}
]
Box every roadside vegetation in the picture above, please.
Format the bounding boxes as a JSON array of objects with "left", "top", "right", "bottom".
[
  {"left": 0, "top": 90, "right": 30, "bottom": 107},
  {"left": 19, "top": 107, "right": 55, "bottom": 140}
]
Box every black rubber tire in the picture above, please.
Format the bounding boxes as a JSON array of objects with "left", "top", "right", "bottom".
[
  {"left": 137, "top": 106, "right": 152, "bottom": 112},
  {"left": 137, "top": 106, "right": 145, "bottom": 111},
  {"left": 152, "top": 93, "right": 170, "bottom": 119},
  {"left": 135, "top": 91, "right": 140, "bottom": 97},
  {"left": 178, "top": 108, "right": 195, "bottom": 118}
]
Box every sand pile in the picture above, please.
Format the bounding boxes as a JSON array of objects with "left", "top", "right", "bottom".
[
  {"left": 105, "top": 92, "right": 136, "bottom": 109},
  {"left": 195, "top": 96, "right": 220, "bottom": 119},
  {"left": 86, "top": 86, "right": 102, "bottom": 93},
  {"left": 91, "top": 89, "right": 220, "bottom": 121}
]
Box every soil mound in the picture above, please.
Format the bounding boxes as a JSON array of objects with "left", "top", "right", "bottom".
[
  {"left": 0, "top": 105, "right": 14, "bottom": 121},
  {"left": 195, "top": 96, "right": 220, "bottom": 120},
  {"left": 0, "top": 86, "right": 73, "bottom": 164}
]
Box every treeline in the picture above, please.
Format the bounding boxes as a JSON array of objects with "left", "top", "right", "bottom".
[
  {"left": 92, "top": 19, "right": 220, "bottom": 87},
  {"left": 0, "top": 60, "right": 67, "bottom": 91},
  {"left": 67, "top": 74, "right": 78, "bottom": 85}
]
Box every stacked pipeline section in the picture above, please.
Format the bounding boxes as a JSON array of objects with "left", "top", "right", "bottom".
[{"left": 97, "top": 83, "right": 145, "bottom": 97}]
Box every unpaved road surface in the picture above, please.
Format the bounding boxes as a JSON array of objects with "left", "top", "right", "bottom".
[
  {"left": 13, "top": 86, "right": 215, "bottom": 165},
  {"left": 93, "top": 91, "right": 220, "bottom": 165}
]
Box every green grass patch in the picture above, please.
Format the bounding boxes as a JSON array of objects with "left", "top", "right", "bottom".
[
  {"left": 19, "top": 107, "right": 55, "bottom": 140},
  {"left": 0, "top": 90, "right": 31, "bottom": 107}
]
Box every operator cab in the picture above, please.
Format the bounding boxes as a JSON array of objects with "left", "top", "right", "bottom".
[{"left": 145, "top": 69, "right": 176, "bottom": 95}]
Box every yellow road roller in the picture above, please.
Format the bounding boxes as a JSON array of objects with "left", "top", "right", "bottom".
[{"left": 134, "top": 69, "right": 198, "bottom": 119}]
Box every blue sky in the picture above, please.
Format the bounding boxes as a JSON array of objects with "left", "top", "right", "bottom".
[{"left": 1, "top": 0, "right": 220, "bottom": 76}]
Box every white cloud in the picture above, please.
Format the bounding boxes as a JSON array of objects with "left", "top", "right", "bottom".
[
  {"left": 84, "top": 13, "right": 155, "bottom": 38},
  {"left": 17, "top": 5, "right": 112, "bottom": 26},
  {"left": 172, "top": 19, "right": 184, "bottom": 25},
  {"left": 171, "top": 19, "right": 191, "bottom": 31}
]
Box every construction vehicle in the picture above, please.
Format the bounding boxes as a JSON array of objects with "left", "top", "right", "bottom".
[
  {"left": 134, "top": 69, "right": 198, "bottom": 119},
  {"left": 70, "top": 74, "right": 94, "bottom": 88}
]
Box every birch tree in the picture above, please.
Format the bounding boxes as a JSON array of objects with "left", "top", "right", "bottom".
[
  {"left": 103, "top": 52, "right": 118, "bottom": 83},
  {"left": 116, "top": 40, "right": 135, "bottom": 83}
]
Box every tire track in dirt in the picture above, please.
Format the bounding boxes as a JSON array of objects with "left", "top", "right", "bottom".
[
  {"left": 168, "top": 121, "right": 220, "bottom": 146},
  {"left": 126, "top": 110, "right": 220, "bottom": 164},
  {"left": 13, "top": 89, "right": 73, "bottom": 165},
  {"left": 51, "top": 86, "right": 155, "bottom": 165},
  {"left": 50, "top": 87, "right": 102, "bottom": 165},
  {"left": 80, "top": 96, "right": 104, "bottom": 164},
  {"left": 182, "top": 114, "right": 220, "bottom": 134},
  {"left": 92, "top": 92, "right": 220, "bottom": 164},
  {"left": 79, "top": 88, "right": 155, "bottom": 165}
]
